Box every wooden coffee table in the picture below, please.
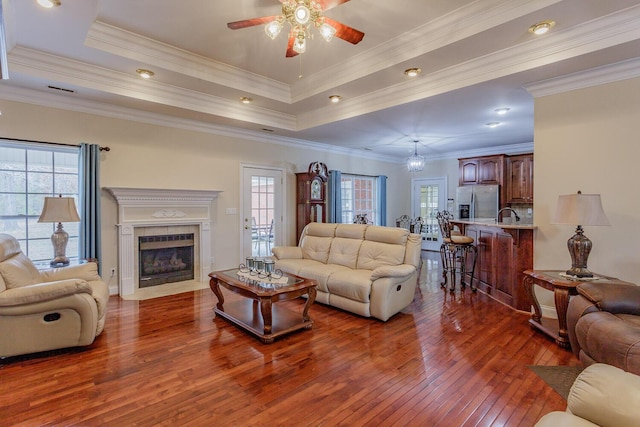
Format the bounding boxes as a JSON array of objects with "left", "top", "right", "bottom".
[{"left": 209, "top": 268, "right": 317, "bottom": 343}]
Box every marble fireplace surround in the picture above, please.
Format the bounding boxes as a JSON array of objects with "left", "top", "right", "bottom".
[{"left": 106, "top": 187, "right": 221, "bottom": 297}]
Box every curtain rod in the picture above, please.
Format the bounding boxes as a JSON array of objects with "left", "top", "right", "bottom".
[
  {"left": 1, "top": 137, "right": 110, "bottom": 151},
  {"left": 340, "top": 172, "right": 385, "bottom": 179}
]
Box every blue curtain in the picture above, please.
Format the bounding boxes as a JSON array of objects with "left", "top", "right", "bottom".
[
  {"left": 377, "top": 175, "right": 387, "bottom": 226},
  {"left": 79, "top": 143, "right": 101, "bottom": 273},
  {"left": 328, "top": 170, "right": 342, "bottom": 223}
]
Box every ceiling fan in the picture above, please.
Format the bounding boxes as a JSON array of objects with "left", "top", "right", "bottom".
[{"left": 227, "top": 0, "right": 365, "bottom": 57}]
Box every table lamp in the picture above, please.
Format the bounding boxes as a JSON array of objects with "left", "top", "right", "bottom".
[
  {"left": 552, "top": 191, "right": 610, "bottom": 278},
  {"left": 38, "top": 194, "right": 81, "bottom": 266}
]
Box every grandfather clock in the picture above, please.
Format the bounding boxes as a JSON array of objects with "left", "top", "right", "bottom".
[{"left": 296, "top": 162, "right": 328, "bottom": 243}]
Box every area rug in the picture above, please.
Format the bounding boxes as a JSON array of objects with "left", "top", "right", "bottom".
[
  {"left": 120, "top": 280, "right": 210, "bottom": 301},
  {"left": 528, "top": 365, "right": 584, "bottom": 400}
]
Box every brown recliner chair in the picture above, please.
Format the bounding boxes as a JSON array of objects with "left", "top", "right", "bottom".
[
  {"left": 567, "top": 281, "right": 640, "bottom": 375},
  {"left": 0, "top": 234, "right": 109, "bottom": 358}
]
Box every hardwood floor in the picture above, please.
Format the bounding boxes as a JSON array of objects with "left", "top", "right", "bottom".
[{"left": 0, "top": 252, "right": 579, "bottom": 426}]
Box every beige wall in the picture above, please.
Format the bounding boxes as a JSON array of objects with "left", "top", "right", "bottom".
[
  {"left": 0, "top": 100, "right": 411, "bottom": 289},
  {"left": 410, "top": 158, "right": 460, "bottom": 203},
  {"left": 533, "top": 76, "right": 640, "bottom": 284}
]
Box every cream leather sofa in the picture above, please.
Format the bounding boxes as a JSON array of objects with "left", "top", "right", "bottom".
[
  {"left": 0, "top": 234, "right": 109, "bottom": 358},
  {"left": 535, "top": 363, "right": 640, "bottom": 427},
  {"left": 271, "top": 223, "right": 421, "bottom": 321}
]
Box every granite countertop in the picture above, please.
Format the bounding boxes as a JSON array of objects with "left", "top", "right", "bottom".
[{"left": 451, "top": 219, "right": 537, "bottom": 230}]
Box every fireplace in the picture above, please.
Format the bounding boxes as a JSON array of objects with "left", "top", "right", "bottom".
[
  {"left": 106, "top": 187, "right": 221, "bottom": 296},
  {"left": 139, "top": 233, "right": 194, "bottom": 287}
]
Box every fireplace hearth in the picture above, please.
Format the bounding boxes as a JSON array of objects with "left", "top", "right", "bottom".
[
  {"left": 139, "top": 233, "right": 194, "bottom": 287},
  {"left": 106, "top": 187, "right": 221, "bottom": 296}
]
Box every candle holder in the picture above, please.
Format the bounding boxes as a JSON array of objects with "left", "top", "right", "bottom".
[
  {"left": 238, "top": 258, "right": 283, "bottom": 280},
  {"left": 239, "top": 257, "right": 254, "bottom": 273},
  {"left": 258, "top": 260, "right": 283, "bottom": 280}
]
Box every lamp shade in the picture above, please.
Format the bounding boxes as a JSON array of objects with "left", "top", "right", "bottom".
[
  {"left": 552, "top": 192, "right": 610, "bottom": 226},
  {"left": 38, "top": 196, "right": 80, "bottom": 223}
]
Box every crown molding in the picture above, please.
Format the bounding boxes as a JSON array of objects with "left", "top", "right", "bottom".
[
  {"left": 84, "top": 1, "right": 560, "bottom": 105},
  {"left": 8, "top": 46, "right": 297, "bottom": 131},
  {"left": 8, "top": 3, "right": 640, "bottom": 133},
  {"left": 524, "top": 57, "right": 640, "bottom": 98},
  {"left": 85, "top": 21, "right": 291, "bottom": 104},
  {"left": 426, "top": 142, "right": 535, "bottom": 161},
  {"left": 292, "top": 0, "right": 562, "bottom": 101},
  {"left": 0, "top": 84, "right": 397, "bottom": 164},
  {"left": 298, "top": 3, "right": 640, "bottom": 129}
]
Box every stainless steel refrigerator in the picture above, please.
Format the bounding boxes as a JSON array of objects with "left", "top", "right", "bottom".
[{"left": 455, "top": 185, "right": 499, "bottom": 220}]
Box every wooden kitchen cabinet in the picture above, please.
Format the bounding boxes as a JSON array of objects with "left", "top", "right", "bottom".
[
  {"left": 507, "top": 154, "right": 533, "bottom": 203},
  {"left": 459, "top": 155, "right": 505, "bottom": 186},
  {"left": 457, "top": 222, "right": 534, "bottom": 312},
  {"left": 459, "top": 159, "right": 479, "bottom": 185}
]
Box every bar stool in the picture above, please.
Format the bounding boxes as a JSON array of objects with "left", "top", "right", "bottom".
[
  {"left": 395, "top": 214, "right": 411, "bottom": 230},
  {"left": 436, "top": 211, "right": 477, "bottom": 292}
]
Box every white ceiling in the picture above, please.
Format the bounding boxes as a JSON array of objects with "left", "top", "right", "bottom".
[{"left": 2, "top": 0, "right": 640, "bottom": 161}]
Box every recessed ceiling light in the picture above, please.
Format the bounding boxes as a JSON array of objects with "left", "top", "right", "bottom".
[
  {"left": 494, "top": 108, "right": 510, "bottom": 115},
  {"left": 37, "top": 0, "right": 61, "bottom": 8},
  {"left": 486, "top": 122, "right": 501, "bottom": 128},
  {"left": 329, "top": 95, "right": 341, "bottom": 103},
  {"left": 404, "top": 68, "right": 421, "bottom": 77},
  {"left": 136, "top": 69, "right": 154, "bottom": 79},
  {"left": 529, "top": 20, "right": 556, "bottom": 35},
  {"left": 240, "top": 97, "right": 253, "bottom": 104}
]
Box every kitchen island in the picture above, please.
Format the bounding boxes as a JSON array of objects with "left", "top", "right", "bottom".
[{"left": 452, "top": 220, "right": 536, "bottom": 312}]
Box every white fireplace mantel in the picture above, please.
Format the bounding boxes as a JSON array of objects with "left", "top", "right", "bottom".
[{"left": 106, "top": 187, "right": 222, "bottom": 296}]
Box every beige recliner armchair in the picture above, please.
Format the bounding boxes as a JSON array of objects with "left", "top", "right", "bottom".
[
  {"left": 0, "top": 234, "right": 109, "bottom": 358},
  {"left": 535, "top": 363, "right": 640, "bottom": 426}
]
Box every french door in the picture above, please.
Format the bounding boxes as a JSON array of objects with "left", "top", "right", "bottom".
[
  {"left": 412, "top": 178, "right": 447, "bottom": 251},
  {"left": 241, "top": 166, "right": 284, "bottom": 260}
]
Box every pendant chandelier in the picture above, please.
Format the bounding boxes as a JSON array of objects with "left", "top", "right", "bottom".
[{"left": 407, "top": 140, "right": 425, "bottom": 172}]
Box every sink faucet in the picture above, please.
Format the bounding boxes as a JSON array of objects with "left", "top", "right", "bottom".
[{"left": 497, "top": 207, "right": 521, "bottom": 222}]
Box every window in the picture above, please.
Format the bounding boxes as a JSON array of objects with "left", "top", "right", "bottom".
[
  {"left": 250, "top": 174, "right": 275, "bottom": 257},
  {"left": 340, "top": 174, "right": 378, "bottom": 224},
  {"left": 0, "top": 140, "right": 79, "bottom": 263}
]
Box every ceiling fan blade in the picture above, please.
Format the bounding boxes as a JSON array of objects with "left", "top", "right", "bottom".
[
  {"left": 286, "top": 33, "right": 299, "bottom": 58},
  {"left": 322, "top": 17, "right": 364, "bottom": 44},
  {"left": 317, "top": 0, "right": 351, "bottom": 12},
  {"left": 227, "top": 16, "right": 280, "bottom": 30}
]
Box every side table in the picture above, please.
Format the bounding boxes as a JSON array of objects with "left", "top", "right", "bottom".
[
  {"left": 523, "top": 270, "right": 633, "bottom": 349},
  {"left": 32, "top": 258, "right": 95, "bottom": 271}
]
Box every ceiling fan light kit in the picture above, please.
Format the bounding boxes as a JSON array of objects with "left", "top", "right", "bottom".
[
  {"left": 293, "top": 33, "right": 307, "bottom": 54},
  {"left": 228, "top": 0, "right": 364, "bottom": 57},
  {"left": 264, "top": 19, "right": 284, "bottom": 39},
  {"left": 319, "top": 22, "right": 337, "bottom": 42},
  {"left": 293, "top": 4, "right": 311, "bottom": 25}
]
